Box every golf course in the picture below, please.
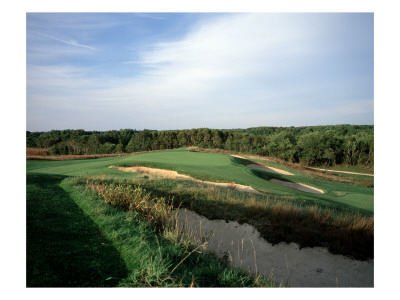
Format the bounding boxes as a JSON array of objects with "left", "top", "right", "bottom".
[
  {"left": 27, "top": 147, "right": 374, "bottom": 287},
  {"left": 27, "top": 148, "right": 373, "bottom": 213}
]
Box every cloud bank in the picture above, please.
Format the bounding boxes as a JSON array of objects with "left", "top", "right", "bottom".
[{"left": 26, "top": 13, "right": 373, "bottom": 131}]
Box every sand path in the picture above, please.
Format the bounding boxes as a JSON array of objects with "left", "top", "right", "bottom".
[
  {"left": 177, "top": 209, "right": 373, "bottom": 287},
  {"left": 113, "top": 166, "right": 262, "bottom": 194},
  {"left": 308, "top": 167, "right": 374, "bottom": 177}
]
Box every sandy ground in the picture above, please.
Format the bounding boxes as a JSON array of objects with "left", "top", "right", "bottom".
[
  {"left": 247, "top": 163, "right": 294, "bottom": 176},
  {"left": 269, "top": 178, "right": 324, "bottom": 194},
  {"left": 230, "top": 154, "right": 294, "bottom": 176},
  {"left": 230, "top": 156, "right": 323, "bottom": 194},
  {"left": 115, "top": 165, "right": 322, "bottom": 195},
  {"left": 176, "top": 209, "right": 373, "bottom": 287},
  {"left": 231, "top": 154, "right": 247, "bottom": 159},
  {"left": 113, "top": 166, "right": 262, "bottom": 194},
  {"left": 308, "top": 167, "right": 374, "bottom": 177}
]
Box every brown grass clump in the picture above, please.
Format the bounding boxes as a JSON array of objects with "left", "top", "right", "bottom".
[
  {"left": 27, "top": 153, "right": 131, "bottom": 161},
  {"left": 26, "top": 147, "right": 50, "bottom": 156},
  {"left": 77, "top": 175, "right": 373, "bottom": 259},
  {"left": 26, "top": 149, "right": 170, "bottom": 161},
  {"left": 132, "top": 178, "right": 373, "bottom": 260},
  {"left": 187, "top": 146, "right": 201, "bottom": 152},
  {"left": 84, "top": 177, "right": 177, "bottom": 232}
]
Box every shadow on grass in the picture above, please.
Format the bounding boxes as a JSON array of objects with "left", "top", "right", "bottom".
[{"left": 26, "top": 173, "right": 128, "bottom": 287}]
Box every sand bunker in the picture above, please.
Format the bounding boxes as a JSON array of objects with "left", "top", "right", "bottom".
[
  {"left": 176, "top": 209, "right": 373, "bottom": 287},
  {"left": 230, "top": 155, "right": 294, "bottom": 176},
  {"left": 231, "top": 154, "right": 247, "bottom": 159},
  {"left": 247, "top": 163, "right": 294, "bottom": 176},
  {"left": 270, "top": 178, "right": 324, "bottom": 194},
  {"left": 309, "top": 167, "right": 374, "bottom": 177},
  {"left": 113, "top": 166, "right": 262, "bottom": 194}
]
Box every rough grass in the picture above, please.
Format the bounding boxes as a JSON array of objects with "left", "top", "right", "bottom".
[
  {"left": 91, "top": 175, "right": 373, "bottom": 260},
  {"left": 26, "top": 149, "right": 373, "bottom": 260},
  {"left": 26, "top": 147, "right": 50, "bottom": 156},
  {"left": 26, "top": 149, "right": 171, "bottom": 161},
  {"left": 26, "top": 173, "right": 128, "bottom": 287},
  {"left": 27, "top": 172, "right": 276, "bottom": 287}
]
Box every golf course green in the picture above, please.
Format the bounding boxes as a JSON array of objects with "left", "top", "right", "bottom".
[{"left": 27, "top": 148, "right": 373, "bottom": 214}]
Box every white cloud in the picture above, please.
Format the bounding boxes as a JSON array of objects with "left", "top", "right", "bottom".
[{"left": 26, "top": 13, "right": 373, "bottom": 131}]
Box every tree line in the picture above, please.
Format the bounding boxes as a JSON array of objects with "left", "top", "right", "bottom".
[{"left": 26, "top": 125, "right": 373, "bottom": 167}]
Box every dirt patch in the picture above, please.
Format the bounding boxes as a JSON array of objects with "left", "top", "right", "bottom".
[
  {"left": 176, "top": 209, "right": 373, "bottom": 287},
  {"left": 247, "top": 163, "right": 294, "bottom": 176},
  {"left": 269, "top": 179, "right": 324, "bottom": 194},
  {"left": 113, "top": 166, "right": 262, "bottom": 194}
]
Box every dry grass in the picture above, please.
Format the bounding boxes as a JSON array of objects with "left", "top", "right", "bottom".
[
  {"left": 84, "top": 177, "right": 177, "bottom": 232},
  {"left": 80, "top": 175, "right": 373, "bottom": 259},
  {"left": 26, "top": 149, "right": 170, "bottom": 161},
  {"left": 26, "top": 147, "right": 50, "bottom": 156},
  {"left": 130, "top": 177, "right": 373, "bottom": 259},
  {"left": 187, "top": 146, "right": 201, "bottom": 152}
]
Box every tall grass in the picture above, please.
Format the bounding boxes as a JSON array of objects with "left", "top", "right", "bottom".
[
  {"left": 26, "top": 147, "right": 50, "bottom": 156},
  {"left": 88, "top": 175, "right": 373, "bottom": 260},
  {"left": 84, "top": 177, "right": 177, "bottom": 233},
  {"left": 26, "top": 149, "right": 171, "bottom": 161},
  {"left": 27, "top": 153, "right": 131, "bottom": 161},
  {"left": 68, "top": 176, "right": 276, "bottom": 287}
]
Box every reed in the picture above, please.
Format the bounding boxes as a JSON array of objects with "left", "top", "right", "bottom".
[
  {"left": 115, "top": 175, "right": 373, "bottom": 260},
  {"left": 26, "top": 147, "right": 50, "bottom": 156}
]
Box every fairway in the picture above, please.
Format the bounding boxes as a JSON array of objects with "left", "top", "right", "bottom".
[
  {"left": 24, "top": 12, "right": 376, "bottom": 288},
  {"left": 27, "top": 149, "right": 373, "bottom": 214}
]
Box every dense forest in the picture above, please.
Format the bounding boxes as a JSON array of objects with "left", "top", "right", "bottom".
[{"left": 26, "top": 125, "right": 374, "bottom": 167}]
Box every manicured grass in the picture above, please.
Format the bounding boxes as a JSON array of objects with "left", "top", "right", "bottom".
[
  {"left": 27, "top": 149, "right": 373, "bottom": 214},
  {"left": 26, "top": 172, "right": 275, "bottom": 287}
]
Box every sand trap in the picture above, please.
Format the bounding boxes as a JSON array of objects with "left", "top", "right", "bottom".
[
  {"left": 113, "top": 166, "right": 262, "bottom": 194},
  {"left": 247, "top": 163, "right": 294, "bottom": 176},
  {"left": 230, "top": 155, "right": 294, "bottom": 176},
  {"left": 176, "top": 209, "right": 373, "bottom": 287},
  {"left": 269, "top": 178, "right": 324, "bottom": 194},
  {"left": 309, "top": 167, "right": 374, "bottom": 177},
  {"left": 230, "top": 154, "right": 247, "bottom": 159}
]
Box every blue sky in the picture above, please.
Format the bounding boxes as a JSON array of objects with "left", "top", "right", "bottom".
[{"left": 26, "top": 13, "right": 374, "bottom": 131}]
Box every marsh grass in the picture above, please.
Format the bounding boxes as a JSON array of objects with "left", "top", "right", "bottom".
[
  {"left": 87, "top": 175, "right": 373, "bottom": 260},
  {"left": 26, "top": 147, "right": 50, "bottom": 156},
  {"left": 26, "top": 149, "right": 170, "bottom": 161},
  {"left": 83, "top": 177, "right": 176, "bottom": 232},
  {"left": 68, "top": 176, "right": 276, "bottom": 287}
]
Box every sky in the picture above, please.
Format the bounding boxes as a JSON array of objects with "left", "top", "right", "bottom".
[{"left": 26, "top": 12, "right": 374, "bottom": 131}]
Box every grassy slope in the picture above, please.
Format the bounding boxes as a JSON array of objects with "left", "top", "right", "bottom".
[
  {"left": 26, "top": 173, "right": 128, "bottom": 287},
  {"left": 27, "top": 172, "right": 274, "bottom": 287},
  {"left": 27, "top": 149, "right": 373, "bottom": 214}
]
